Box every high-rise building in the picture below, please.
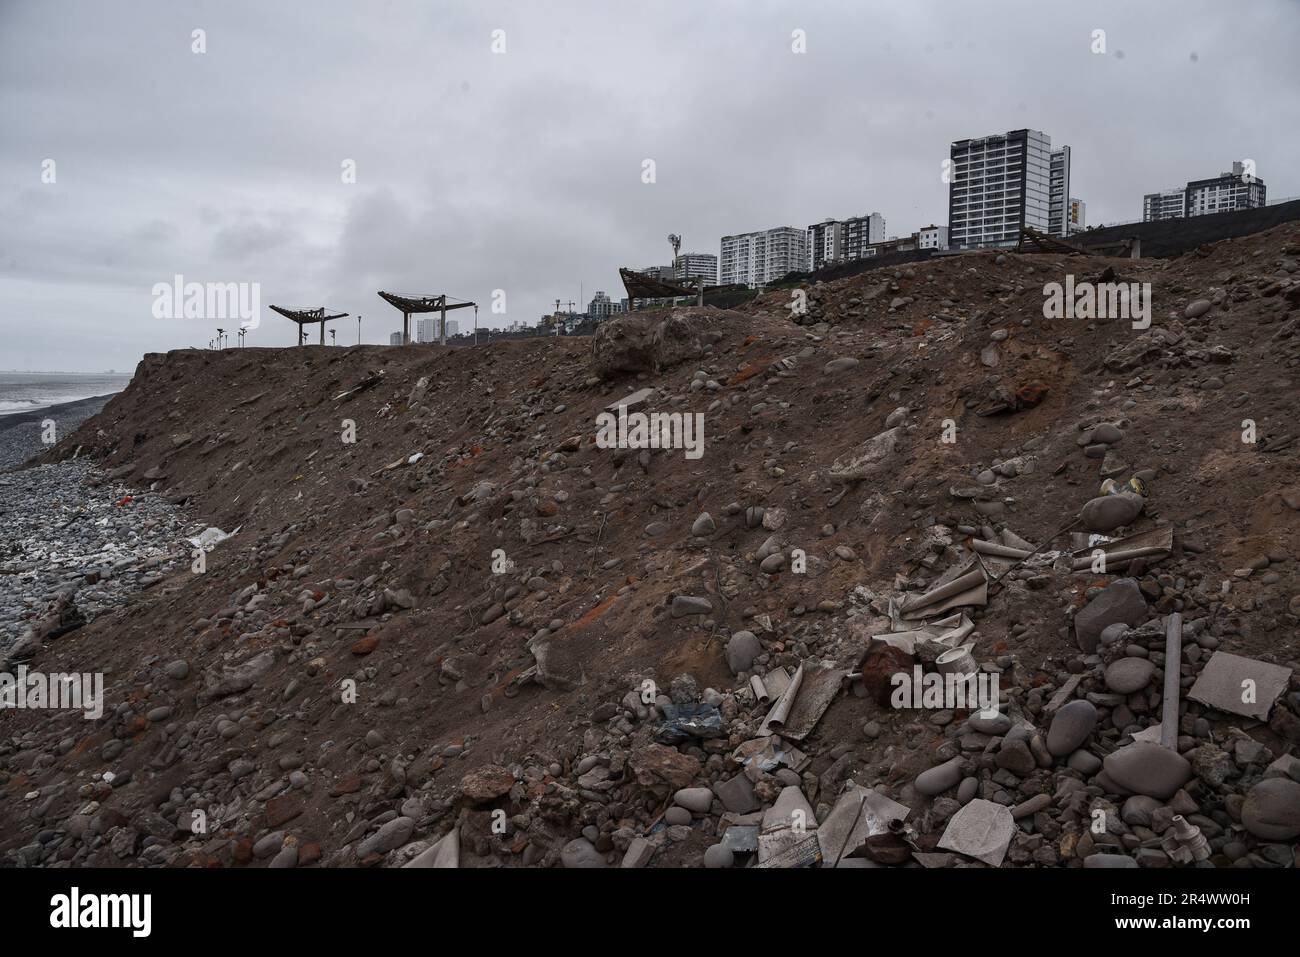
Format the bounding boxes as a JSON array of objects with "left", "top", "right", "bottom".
[
  {"left": 674, "top": 252, "right": 717, "bottom": 287},
  {"left": 446, "top": 319, "right": 459, "bottom": 337},
  {"left": 1143, "top": 188, "right": 1186, "bottom": 221},
  {"left": 1049, "top": 146, "right": 1071, "bottom": 237},
  {"left": 841, "top": 213, "right": 886, "bottom": 262},
  {"left": 1144, "top": 162, "right": 1266, "bottom": 222},
  {"left": 719, "top": 226, "right": 809, "bottom": 287},
  {"left": 1186, "top": 162, "right": 1266, "bottom": 216},
  {"left": 389, "top": 332, "right": 404, "bottom": 346},
  {"left": 808, "top": 219, "right": 844, "bottom": 271},
  {"left": 948, "top": 128, "right": 1054, "bottom": 249}
]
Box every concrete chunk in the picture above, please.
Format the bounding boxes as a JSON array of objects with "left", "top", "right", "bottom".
[{"left": 1187, "top": 651, "right": 1292, "bottom": 721}]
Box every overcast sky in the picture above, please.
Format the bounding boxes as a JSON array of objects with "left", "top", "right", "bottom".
[{"left": 2, "top": 0, "right": 1298, "bottom": 372}]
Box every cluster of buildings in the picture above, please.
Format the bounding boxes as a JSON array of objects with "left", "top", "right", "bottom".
[
  {"left": 702, "top": 130, "right": 1269, "bottom": 290},
  {"left": 1143, "top": 161, "right": 1266, "bottom": 222},
  {"left": 511, "top": 129, "right": 1276, "bottom": 335},
  {"left": 387, "top": 316, "right": 461, "bottom": 346}
]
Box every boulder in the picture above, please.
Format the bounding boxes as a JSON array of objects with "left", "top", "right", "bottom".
[
  {"left": 1241, "top": 778, "right": 1300, "bottom": 840},
  {"left": 1047, "top": 700, "right": 1098, "bottom": 756},
  {"left": 1080, "top": 493, "right": 1144, "bottom": 533},
  {"left": 1074, "top": 579, "right": 1148, "bottom": 653},
  {"left": 1103, "top": 742, "right": 1192, "bottom": 799}
]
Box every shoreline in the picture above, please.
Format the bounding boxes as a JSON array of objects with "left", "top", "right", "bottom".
[
  {"left": 0, "top": 393, "right": 118, "bottom": 472},
  {"left": 0, "top": 392, "right": 120, "bottom": 432}
]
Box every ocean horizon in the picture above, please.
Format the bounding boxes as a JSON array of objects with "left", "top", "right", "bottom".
[{"left": 0, "top": 371, "right": 133, "bottom": 416}]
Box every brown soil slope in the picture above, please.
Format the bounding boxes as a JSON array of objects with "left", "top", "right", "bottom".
[{"left": 3, "top": 222, "right": 1299, "bottom": 868}]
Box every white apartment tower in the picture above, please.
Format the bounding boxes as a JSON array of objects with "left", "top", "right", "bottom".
[
  {"left": 674, "top": 252, "right": 718, "bottom": 287},
  {"left": 1049, "top": 146, "right": 1071, "bottom": 238},
  {"left": 807, "top": 213, "right": 885, "bottom": 270},
  {"left": 719, "top": 226, "right": 809, "bottom": 287},
  {"left": 949, "top": 129, "right": 1054, "bottom": 249}
]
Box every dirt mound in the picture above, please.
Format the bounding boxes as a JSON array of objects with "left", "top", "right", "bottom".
[{"left": 3, "top": 222, "right": 1299, "bottom": 869}]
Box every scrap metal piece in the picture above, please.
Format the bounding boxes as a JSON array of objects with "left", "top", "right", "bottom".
[{"left": 721, "top": 825, "right": 759, "bottom": 854}]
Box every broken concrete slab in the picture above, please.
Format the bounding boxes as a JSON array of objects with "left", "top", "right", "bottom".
[
  {"left": 1187, "top": 651, "right": 1293, "bottom": 721},
  {"left": 712, "top": 772, "right": 760, "bottom": 814},
  {"left": 937, "top": 798, "right": 1015, "bottom": 867}
]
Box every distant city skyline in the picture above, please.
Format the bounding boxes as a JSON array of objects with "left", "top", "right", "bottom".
[{"left": 2, "top": 0, "right": 1298, "bottom": 371}]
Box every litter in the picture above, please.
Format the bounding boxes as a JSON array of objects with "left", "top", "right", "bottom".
[
  {"left": 1069, "top": 525, "right": 1173, "bottom": 571},
  {"left": 654, "top": 701, "right": 726, "bottom": 744},
  {"left": 816, "top": 784, "right": 911, "bottom": 866},
  {"left": 758, "top": 661, "right": 847, "bottom": 741},
  {"left": 731, "top": 735, "right": 809, "bottom": 773},
  {"left": 898, "top": 558, "right": 989, "bottom": 620},
  {"left": 188, "top": 526, "right": 239, "bottom": 551}
]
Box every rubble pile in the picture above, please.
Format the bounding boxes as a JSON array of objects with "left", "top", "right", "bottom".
[{"left": 1, "top": 223, "right": 1299, "bottom": 869}]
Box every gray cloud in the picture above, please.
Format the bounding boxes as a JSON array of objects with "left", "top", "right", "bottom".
[{"left": 2, "top": 0, "right": 1297, "bottom": 370}]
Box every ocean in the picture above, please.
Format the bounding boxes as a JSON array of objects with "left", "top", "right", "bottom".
[{"left": 0, "top": 372, "right": 134, "bottom": 417}]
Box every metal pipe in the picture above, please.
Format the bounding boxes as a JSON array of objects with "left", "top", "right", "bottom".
[{"left": 1160, "top": 612, "right": 1182, "bottom": 750}]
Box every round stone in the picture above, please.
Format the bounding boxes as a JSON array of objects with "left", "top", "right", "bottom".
[
  {"left": 1067, "top": 749, "right": 1102, "bottom": 775},
  {"left": 560, "top": 838, "right": 606, "bottom": 868},
  {"left": 1047, "top": 700, "right": 1098, "bottom": 756},
  {"left": 1080, "top": 493, "right": 1144, "bottom": 533},
  {"left": 957, "top": 776, "right": 979, "bottom": 804},
  {"left": 725, "top": 631, "right": 762, "bottom": 675},
  {"left": 1102, "top": 742, "right": 1192, "bottom": 799},
  {"left": 1121, "top": 795, "right": 1161, "bottom": 827},
  {"left": 1099, "top": 623, "right": 1129, "bottom": 646},
  {"left": 673, "top": 787, "right": 714, "bottom": 814},
  {"left": 915, "top": 756, "right": 963, "bottom": 796},
  {"left": 1241, "top": 778, "right": 1300, "bottom": 840},
  {"left": 969, "top": 712, "right": 1011, "bottom": 735},
  {"left": 1091, "top": 423, "right": 1123, "bottom": 445},
  {"left": 1104, "top": 657, "right": 1156, "bottom": 694},
  {"left": 664, "top": 806, "right": 692, "bottom": 826},
  {"left": 703, "top": 844, "right": 734, "bottom": 868}
]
